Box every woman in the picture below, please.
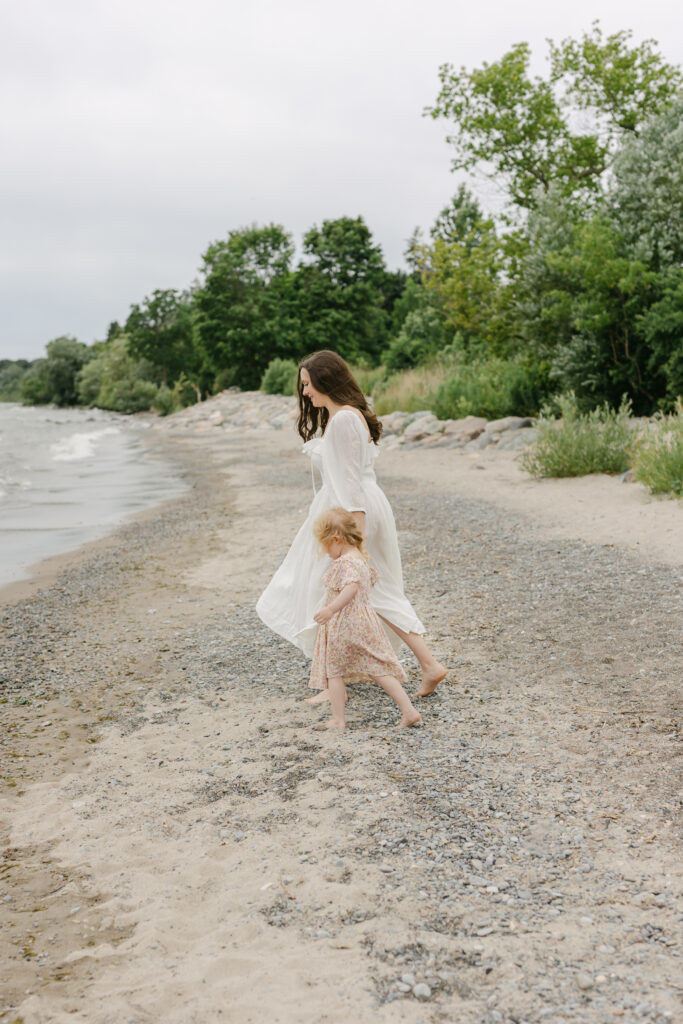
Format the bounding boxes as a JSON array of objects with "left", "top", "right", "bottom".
[{"left": 256, "top": 350, "right": 446, "bottom": 697}]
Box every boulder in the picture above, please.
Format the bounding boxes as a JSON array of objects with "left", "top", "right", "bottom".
[
  {"left": 402, "top": 413, "right": 442, "bottom": 440},
  {"left": 442, "top": 415, "right": 487, "bottom": 440},
  {"left": 484, "top": 416, "right": 534, "bottom": 434}
]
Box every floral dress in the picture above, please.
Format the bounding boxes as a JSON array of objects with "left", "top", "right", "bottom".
[
  {"left": 256, "top": 409, "right": 425, "bottom": 658},
  {"left": 309, "top": 553, "right": 408, "bottom": 690}
]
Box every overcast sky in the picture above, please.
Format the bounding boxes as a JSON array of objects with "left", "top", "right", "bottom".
[{"left": 1, "top": 0, "right": 681, "bottom": 360}]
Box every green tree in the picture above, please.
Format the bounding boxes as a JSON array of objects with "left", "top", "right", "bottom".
[
  {"left": 296, "top": 216, "right": 389, "bottom": 363},
  {"left": 77, "top": 335, "right": 159, "bottom": 413},
  {"left": 195, "top": 224, "right": 299, "bottom": 390},
  {"left": 0, "top": 360, "right": 31, "bottom": 401},
  {"left": 609, "top": 95, "right": 683, "bottom": 267},
  {"left": 426, "top": 23, "right": 681, "bottom": 210},
  {"left": 20, "top": 337, "right": 93, "bottom": 406},
  {"left": 125, "top": 289, "right": 197, "bottom": 387}
]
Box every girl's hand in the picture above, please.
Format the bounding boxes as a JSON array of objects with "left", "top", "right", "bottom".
[{"left": 314, "top": 605, "right": 334, "bottom": 625}]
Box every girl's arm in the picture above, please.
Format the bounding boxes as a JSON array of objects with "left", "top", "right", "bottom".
[
  {"left": 314, "top": 583, "right": 359, "bottom": 625},
  {"left": 351, "top": 510, "right": 366, "bottom": 539}
]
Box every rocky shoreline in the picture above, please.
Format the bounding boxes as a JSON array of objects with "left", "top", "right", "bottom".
[{"left": 158, "top": 388, "right": 537, "bottom": 453}]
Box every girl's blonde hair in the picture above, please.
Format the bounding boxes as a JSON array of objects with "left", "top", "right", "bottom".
[{"left": 314, "top": 507, "right": 367, "bottom": 558}]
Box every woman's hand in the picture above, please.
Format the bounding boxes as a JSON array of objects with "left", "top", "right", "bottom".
[{"left": 314, "top": 605, "right": 334, "bottom": 625}]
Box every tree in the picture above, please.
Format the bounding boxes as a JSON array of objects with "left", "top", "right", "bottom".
[
  {"left": 125, "top": 289, "right": 196, "bottom": 387},
  {"left": 195, "top": 224, "right": 299, "bottom": 390},
  {"left": 426, "top": 23, "right": 681, "bottom": 210},
  {"left": 296, "top": 216, "right": 389, "bottom": 363},
  {"left": 609, "top": 95, "right": 683, "bottom": 267},
  {"left": 77, "top": 335, "right": 159, "bottom": 413},
  {"left": 20, "top": 337, "right": 93, "bottom": 406}
]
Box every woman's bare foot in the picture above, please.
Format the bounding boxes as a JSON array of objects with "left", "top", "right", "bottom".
[
  {"left": 397, "top": 711, "right": 422, "bottom": 729},
  {"left": 326, "top": 718, "right": 346, "bottom": 730},
  {"left": 414, "top": 663, "right": 446, "bottom": 697},
  {"left": 305, "top": 690, "right": 348, "bottom": 705}
]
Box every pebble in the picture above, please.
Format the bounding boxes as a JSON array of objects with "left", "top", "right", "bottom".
[
  {"left": 576, "top": 973, "right": 594, "bottom": 990},
  {"left": 412, "top": 983, "right": 431, "bottom": 1001}
]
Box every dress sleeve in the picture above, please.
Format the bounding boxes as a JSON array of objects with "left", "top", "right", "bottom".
[
  {"left": 326, "top": 556, "right": 363, "bottom": 592},
  {"left": 324, "top": 410, "right": 367, "bottom": 513}
]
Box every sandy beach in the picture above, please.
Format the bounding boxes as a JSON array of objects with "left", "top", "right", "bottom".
[{"left": 1, "top": 409, "right": 681, "bottom": 1023}]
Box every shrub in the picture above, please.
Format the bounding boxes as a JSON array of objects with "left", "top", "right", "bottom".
[
  {"left": 432, "top": 356, "right": 551, "bottom": 420},
  {"left": 153, "top": 385, "right": 178, "bottom": 417},
  {"left": 261, "top": 358, "right": 298, "bottom": 395},
  {"left": 632, "top": 402, "right": 683, "bottom": 497},
  {"left": 521, "top": 393, "right": 635, "bottom": 478}
]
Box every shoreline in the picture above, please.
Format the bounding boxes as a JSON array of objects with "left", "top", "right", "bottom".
[{"left": 1, "top": 408, "right": 681, "bottom": 1023}]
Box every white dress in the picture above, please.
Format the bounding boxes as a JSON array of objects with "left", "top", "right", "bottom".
[{"left": 256, "top": 409, "right": 425, "bottom": 657}]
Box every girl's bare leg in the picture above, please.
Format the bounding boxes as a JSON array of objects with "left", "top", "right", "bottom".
[
  {"left": 374, "top": 674, "right": 422, "bottom": 728},
  {"left": 326, "top": 676, "right": 346, "bottom": 729},
  {"left": 379, "top": 618, "right": 447, "bottom": 697},
  {"left": 305, "top": 684, "right": 349, "bottom": 705}
]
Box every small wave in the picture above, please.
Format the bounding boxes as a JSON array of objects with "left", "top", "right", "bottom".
[{"left": 51, "top": 427, "right": 121, "bottom": 462}]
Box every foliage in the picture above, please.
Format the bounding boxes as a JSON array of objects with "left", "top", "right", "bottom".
[
  {"left": 76, "top": 335, "right": 159, "bottom": 413},
  {"left": 296, "top": 216, "right": 389, "bottom": 364},
  {"left": 383, "top": 307, "right": 449, "bottom": 371},
  {"left": 432, "top": 355, "right": 551, "bottom": 420},
  {"left": 426, "top": 22, "right": 681, "bottom": 209},
  {"left": 152, "top": 385, "right": 177, "bottom": 416},
  {"left": 0, "top": 360, "right": 31, "bottom": 401},
  {"left": 125, "top": 289, "right": 197, "bottom": 387},
  {"left": 632, "top": 402, "right": 683, "bottom": 496},
  {"left": 261, "top": 358, "right": 299, "bottom": 395},
  {"left": 19, "top": 338, "right": 93, "bottom": 406},
  {"left": 21, "top": 359, "right": 52, "bottom": 405},
  {"left": 610, "top": 94, "right": 683, "bottom": 267},
  {"left": 347, "top": 363, "right": 387, "bottom": 397},
  {"left": 195, "top": 223, "right": 299, "bottom": 391},
  {"left": 372, "top": 364, "right": 448, "bottom": 416},
  {"left": 521, "top": 392, "right": 634, "bottom": 477}
]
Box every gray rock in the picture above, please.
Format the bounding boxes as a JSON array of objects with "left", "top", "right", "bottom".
[
  {"left": 401, "top": 972, "right": 416, "bottom": 987},
  {"left": 412, "top": 983, "right": 431, "bottom": 1000},
  {"left": 463, "top": 434, "right": 491, "bottom": 452},
  {"left": 485, "top": 416, "right": 534, "bottom": 433},
  {"left": 443, "top": 415, "right": 487, "bottom": 439},
  {"left": 576, "top": 973, "right": 594, "bottom": 990}
]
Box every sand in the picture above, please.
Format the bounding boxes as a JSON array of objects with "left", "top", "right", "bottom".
[{"left": 1, "top": 424, "right": 681, "bottom": 1023}]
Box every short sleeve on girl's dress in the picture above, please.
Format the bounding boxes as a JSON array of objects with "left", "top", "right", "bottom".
[
  {"left": 324, "top": 410, "right": 368, "bottom": 513},
  {"left": 325, "top": 556, "right": 364, "bottom": 592}
]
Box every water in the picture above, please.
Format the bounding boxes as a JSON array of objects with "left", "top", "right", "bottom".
[{"left": 0, "top": 403, "right": 187, "bottom": 588}]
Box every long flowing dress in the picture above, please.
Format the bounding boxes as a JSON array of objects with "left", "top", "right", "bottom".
[
  {"left": 256, "top": 408, "right": 425, "bottom": 657},
  {"left": 309, "top": 553, "right": 408, "bottom": 690}
]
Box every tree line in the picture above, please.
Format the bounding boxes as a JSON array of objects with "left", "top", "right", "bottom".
[{"left": 2, "top": 22, "right": 681, "bottom": 418}]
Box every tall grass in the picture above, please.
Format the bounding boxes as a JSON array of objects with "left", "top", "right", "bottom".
[
  {"left": 521, "top": 393, "right": 635, "bottom": 477},
  {"left": 372, "top": 364, "right": 447, "bottom": 416},
  {"left": 632, "top": 401, "right": 683, "bottom": 497}
]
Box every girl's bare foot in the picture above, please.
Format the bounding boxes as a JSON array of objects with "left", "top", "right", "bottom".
[
  {"left": 305, "top": 690, "right": 348, "bottom": 705},
  {"left": 326, "top": 718, "right": 346, "bottom": 730},
  {"left": 414, "top": 663, "right": 446, "bottom": 697},
  {"left": 397, "top": 711, "right": 422, "bottom": 729}
]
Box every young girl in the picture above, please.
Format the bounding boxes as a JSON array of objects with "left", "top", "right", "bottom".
[{"left": 310, "top": 507, "right": 422, "bottom": 730}]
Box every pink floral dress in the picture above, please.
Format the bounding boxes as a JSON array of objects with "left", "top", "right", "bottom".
[{"left": 309, "top": 553, "right": 408, "bottom": 690}]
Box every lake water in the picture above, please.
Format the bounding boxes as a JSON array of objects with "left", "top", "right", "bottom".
[{"left": 0, "top": 403, "right": 187, "bottom": 588}]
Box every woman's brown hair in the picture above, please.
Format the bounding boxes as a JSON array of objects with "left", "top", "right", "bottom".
[{"left": 296, "top": 350, "right": 382, "bottom": 443}]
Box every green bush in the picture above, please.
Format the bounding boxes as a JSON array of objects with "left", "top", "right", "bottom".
[
  {"left": 521, "top": 393, "right": 635, "bottom": 478},
  {"left": 632, "top": 402, "right": 683, "bottom": 497},
  {"left": 432, "top": 356, "right": 551, "bottom": 420},
  {"left": 153, "top": 385, "right": 178, "bottom": 416},
  {"left": 261, "top": 358, "right": 298, "bottom": 395}
]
